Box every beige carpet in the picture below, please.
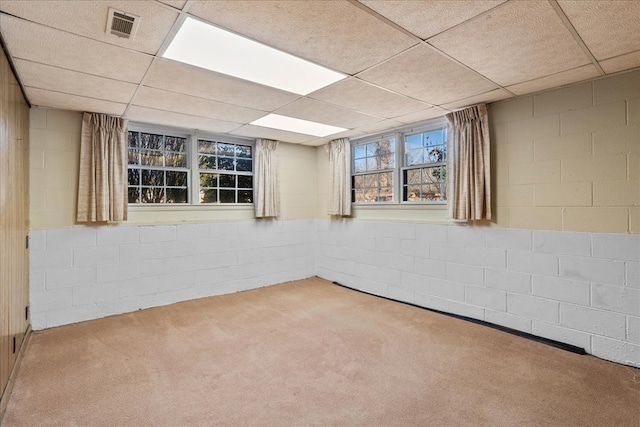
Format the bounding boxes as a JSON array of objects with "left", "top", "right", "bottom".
[{"left": 1, "top": 277, "right": 638, "bottom": 426}]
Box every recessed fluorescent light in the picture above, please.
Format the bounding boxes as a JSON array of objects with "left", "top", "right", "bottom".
[
  {"left": 251, "top": 114, "right": 347, "bottom": 137},
  {"left": 162, "top": 17, "right": 346, "bottom": 95}
]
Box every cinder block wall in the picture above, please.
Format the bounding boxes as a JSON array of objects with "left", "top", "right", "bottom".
[{"left": 491, "top": 70, "right": 639, "bottom": 232}]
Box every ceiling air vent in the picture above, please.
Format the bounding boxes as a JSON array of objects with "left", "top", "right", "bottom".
[{"left": 106, "top": 8, "right": 140, "bottom": 39}]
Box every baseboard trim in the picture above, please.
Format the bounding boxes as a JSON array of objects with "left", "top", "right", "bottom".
[{"left": 0, "top": 326, "right": 32, "bottom": 423}]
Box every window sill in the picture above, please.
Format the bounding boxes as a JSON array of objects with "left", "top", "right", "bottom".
[
  {"left": 123, "top": 204, "right": 255, "bottom": 225},
  {"left": 350, "top": 203, "right": 466, "bottom": 224}
]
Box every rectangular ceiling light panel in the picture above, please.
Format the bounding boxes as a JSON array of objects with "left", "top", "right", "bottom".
[
  {"left": 162, "top": 17, "right": 346, "bottom": 95},
  {"left": 251, "top": 114, "right": 347, "bottom": 137}
]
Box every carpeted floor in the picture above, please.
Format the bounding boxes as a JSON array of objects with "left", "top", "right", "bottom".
[{"left": 1, "top": 277, "right": 638, "bottom": 426}]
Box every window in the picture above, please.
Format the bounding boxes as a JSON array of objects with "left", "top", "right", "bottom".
[
  {"left": 127, "top": 124, "right": 254, "bottom": 205},
  {"left": 351, "top": 119, "right": 447, "bottom": 204}
]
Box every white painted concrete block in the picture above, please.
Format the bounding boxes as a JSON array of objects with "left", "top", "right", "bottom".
[
  {"left": 592, "top": 233, "right": 640, "bottom": 262},
  {"left": 560, "top": 303, "right": 626, "bottom": 340},
  {"left": 446, "top": 263, "right": 484, "bottom": 286},
  {"left": 447, "top": 300, "right": 485, "bottom": 320},
  {"left": 508, "top": 250, "right": 559, "bottom": 276},
  {"left": 430, "top": 243, "right": 465, "bottom": 263},
  {"left": 366, "top": 222, "right": 416, "bottom": 240},
  {"left": 30, "top": 271, "right": 45, "bottom": 293},
  {"left": 447, "top": 226, "right": 486, "bottom": 247},
  {"left": 74, "top": 245, "right": 119, "bottom": 267},
  {"left": 464, "top": 246, "right": 506, "bottom": 269},
  {"left": 374, "top": 236, "right": 405, "bottom": 254},
  {"left": 29, "top": 230, "right": 46, "bottom": 251},
  {"left": 626, "top": 262, "right": 639, "bottom": 289},
  {"left": 139, "top": 225, "right": 176, "bottom": 243},
  {"left": 560, "top": 256, "right": 625, "bottom": 286},
  {"left": 414, "top": 291, "right": 448, "bottom": 312},
  {"left": 465, "top": 286, "right": 507, "bottom": 311},
  {"left": 507, "top": 294, "right": 559, "bottom": 323},
  {"left": 97, "top": 262, "right": 139, "bottom": 283},
  {"left": 415, "top": 224, "right": 448, "bottom": 243},
  {"left": 31, "top": 288, "right": 72, "bottom": 311},
  {"left": 430, "top": 278, "right": 465, "bottom": 301},
  {"left": 591, "top": 335, "right": 639, "bottom": 368},
  {"left": 414, "top": 258, "right": 446, "bottom": 279},
  {"left": 531, "top": 321, "right": 592, "bottom": 352},
  {"left": 159, "top": 271, "right": 196, "bottom": 292},
  {"left": 486, "top": 228, "right": 532, "bottom": 251},
  {"left": 46, "top": 227, "right": 96, "bottom": 250},
  {"left": 387, "top": 285, "right": 415, "bottom": 304},
  {"left": 533, "top": 230, "right": 591, "bottom": 256},
  {"left": 531, "top": 275, "right": 590, "bottom": 305},
  {"left": 72, "top": 283, "right": 119, "bottom": 306},
  {"left": 30, "top": 249, "right": 73, "bottom": 271},
  {"left": 485, "top": 268, "right": 531, "bottom": 294},
  {"left": 96, "top": 226, "right": 139, "bottom": 246},
  {"left": 46, "top": 266, "right": 96, "bottom": 290},
  {"left": 400, "top": 272, "right": 430, "bottom": 292},
  {"left": 591, "top": 284, "right": 640, "bottom": 316},
  {"left": 118, "top": 277, "right": 159, "bottom": 298},
  {"left": 628, "top": 316, "right": 640, "bottom": 345}
]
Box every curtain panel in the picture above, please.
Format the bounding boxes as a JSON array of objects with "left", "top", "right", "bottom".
[
  {"left": 77, "top": 112, "right": 128, "bottom": 223},
  {"left": 254, "top": 139, "right": 280, "bottom": 218},
  {"left": 326, "top": 138, "right": 351, "bottom": 216},
  {"left": 446, "top": 104, "right": 491, "bottom": 221}
]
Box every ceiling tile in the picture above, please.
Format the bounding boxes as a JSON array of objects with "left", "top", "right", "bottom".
[
  {"left": 125, "top": 106, "right": 241, "bottom": 134},
  {"left": 358, "top": 45, "right": 498, "bottom": 105},
  {"left": 506, "top": 65, "right": 600, "bottom": 96},
  {"left": 273, "top": 98, "right": 380, "bottom": 129},
  {"left": 359, "top": 0, "right": 506, "bottom": 39},
  {"left": 351, "top": 119, "right": 406, "bottom": 136},
  {"left": 309, "top": 78, "right": 433, "bottom": 119},
  {"left": 428, "top": 1, "right": 590, "bottom": 86},
  {"left": 599, "top": 51, "right": 640, "bottom": 75},
  {"left": 0, "top": 14, "right": 152, "bottom": 84},
  {"left": 144, "top": 59, "right": 300, "bottom": 112},
  {"left": 26, "top": 87, "right": 126, "bottom": 116},
  {"left": 441, "top": 88, "right": 513, "bottom": 111},
  {"left": 14, "top": 59, "right": 138, "bottom": 104},
  {"left": 132, "top": 87, "right": 266, "bottom": 123},
  {"left": 188, "top": 0, "right": 417, "bottom": 74},
  {"left": 157, "top": 0, "right": 187, "bottom": 10},
  {"left": 230, "top": 125, "right": 317, "bottom": 145},
  {"left": 558, "top": 1, "right": 640, "bottom": 61},
  {"left": 391, "top": 107, "right": 450, "bottom": 125},
  {"left": 0, "top": 0, "right": 179, "bottom": 55}
]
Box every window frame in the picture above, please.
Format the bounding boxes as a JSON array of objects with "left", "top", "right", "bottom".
[
  {"left": 127, "top": 122, "right": 255, "bottom": 206},
  {"left": 350, "top": 117, "right": 448, "bottom": 206}
]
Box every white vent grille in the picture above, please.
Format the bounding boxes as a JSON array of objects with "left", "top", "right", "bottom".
[{"left": 106, "top": 8, "right": 140, "bottom": 39}]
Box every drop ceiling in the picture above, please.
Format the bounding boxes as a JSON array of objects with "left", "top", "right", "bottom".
[{"left": 0, "top": 0, "right": 638, "bottom": 146}]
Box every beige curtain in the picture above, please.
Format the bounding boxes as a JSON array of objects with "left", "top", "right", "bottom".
[
  {"left": 77, "top": 112, "right": 128, "bottom": 223},
  {"left": 446, "top": 104, "right": 491, "bottom": 220},
  {"left": 326, "top": 138, "right": 351, "bottom": 216},
  {"left": 254, "top": 139, "right": 280, "bottom": 218}
]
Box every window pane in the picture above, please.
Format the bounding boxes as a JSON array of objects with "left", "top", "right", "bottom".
[
  {"left": 424, "top": 129, "right": 444, "bottom": 147},
  {"left": 354, "top": 159, "right": 366, "bottom": 173},
  {"left": 142, "top": 169, "right": 163, "bottom": 186},
  {"left": 141, "top": 133, "right": 163, "bottom": 150},
  {"left": 405, "top": 169, "right": 420, "bottom": 184},
  {"left": 128, "top": 187, "right": 139, "bottom": 204},
  {"left": 166, "top": 171, "right": 187, "bottom": 187},
  {"left": 427, "top": 146, "right": 444, "bottom": 163},
  {"left": 128, "top": 132, "right": 140, "bottom": 148},
  {"left": 422, "top": 184, "right": 441, "bottom": 201},
  {"left": 366, "top": 142, "right": 378, "bottom": 157},
  {"left": 141, "top": 187, "right": 164, "bottom": 203},
  {"left": 200, "top": 173, "right": 218, "bottom": 188},
  {"left": 219, "top": 174, "right": 236, "bottom": 188},
  {"left": 200, "top": 189, "right": 217, "bottom": 203},
  {"left": 363, "top": 174, "right": 377, "bottom": 188},
  {"left": 219, "top": 190, "right": 235, "bottom": 203},
  {"left": 406, "top": 185, "right": 421, "bottom": 201},
  {"left": 366, "top": 157, "right": 378, "bottom": 171},
  {"left": 406, "top": 148, "right": 424, "bottom": 166},
  {"left": 238, "top": 175, "right": 252, "bottom": 188},
  {"left": 238, "top": 190, "right": 253, "bottom": 203},
  {"left": 165, "top": 136, "right": 186, "bottom": 152},
  {"left": 236, "top": 159, "right": 252, "bottom": 172},
  {"left": 406, "top": 133, "right": 421, "bottom": 150},
  {"left": 141, "top": 151, "right": 163, "bottom": 166},
  {"left": 379, "top": 187, "right": 393, "bottom": 202},
  {"left": 218, "top": 157, "right": 235, "bottom": 171},
  {"left": 353, "top": 175, "right": 363, "bottom": 188},
  {"left": 364, "top": 188, "right": 378, "bottom": 202},
  {"left": 218, "top": 143, "right": 235, "bottom": 157},
  {"left": 199, "top": 155, "right": 216, "bottom": 169},
  {"left": 198, "top": 140, "right": 217, "bottom": 154},
  {"left": 354, "top": 145, "right": 366, "bottom": 159},
  {"left": 353, "top": 190, "right": 365, "bottom": 203},
  {"left": 128, "top": 169, "right": 140, "bottom": 186},
  {"left": 166, "top": 188, "right": 188, "bottom": 203},
  {"left": 379, "top": 172, "right": 392, "bottom": 187},
  {"left": 165, "top": 152, "right": 187, "bottom": 168},
  {"left": 128, "top": 150, "right": 140, "bottom": 165},
  {"left": 237, "top": 145, "right": 252, "bottom": 158}
]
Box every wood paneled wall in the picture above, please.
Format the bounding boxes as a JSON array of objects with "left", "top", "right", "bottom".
[{"left": 0, "top": 44, "right": 29, "bottom": 409}]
